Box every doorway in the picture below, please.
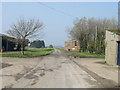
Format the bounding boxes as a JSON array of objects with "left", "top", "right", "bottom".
[{"left": 117, "top": 42, "right": 120, "bottom": 65}]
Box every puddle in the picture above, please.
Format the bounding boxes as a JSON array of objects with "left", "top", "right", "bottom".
[
  {"left": 61, "top": 61, "right": 70, "bottom": 64},
  {"left": 15, "top": 73, "right": 24, "bottom": 81},
  {"left": 35, "top": 67, "right": 53, "bottom": 72},
  {"left": 24, "top": 67, "right": 53, "bottom": 79},
  {"left": 39, "top": 68, "right": 53, "bottom": 72},
  {"left": 40, "top": 72, "right": 45, "bottom": 77},
  {"left": 25, "top": 74, "right": 38, "bottom": 79}
]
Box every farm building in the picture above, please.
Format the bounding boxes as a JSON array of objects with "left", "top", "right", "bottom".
[
  {"left": 105, "top": 30, "right": 120, "bottom": 66},
  {"left": 64, "top": 41, "right": 80, "bottom": 51},
  {"left": 0, "top": 34, "right": 21, "bottom": 52}
]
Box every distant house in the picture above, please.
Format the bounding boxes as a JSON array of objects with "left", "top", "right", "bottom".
[
  {"left": 105, "top": 30, "right": 120, "bottom": 66},
  {"left": 64, "top": 41, "right": 80, "bottom": 51},
  {"left": 0, "top": 34, "right": 21, "bottom": 52}
]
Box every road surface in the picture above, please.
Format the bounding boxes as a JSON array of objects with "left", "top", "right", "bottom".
[{"left": 2, "top": 49, "right": 113, "bottom": 88}]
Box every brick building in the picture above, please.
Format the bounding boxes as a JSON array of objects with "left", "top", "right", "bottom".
[
  {"left": 64, "top": 41, "right": 80, "bottom": 51},
  {"left": 105, "top": 30, "right": 120, "bottom": 65}
]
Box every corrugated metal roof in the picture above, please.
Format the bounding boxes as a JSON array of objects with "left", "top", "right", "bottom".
[{"left": 0, "top": 33, "right": 16, "bottom": 42}]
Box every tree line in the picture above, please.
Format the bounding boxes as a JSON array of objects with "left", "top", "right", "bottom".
[
  {"left": 68, "top": 17, "right": 117, "bottom": 54},
  {"left": 30, "top": 40, "right": 45, "bottom": 48}
]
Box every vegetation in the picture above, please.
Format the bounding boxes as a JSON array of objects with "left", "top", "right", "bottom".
[
  {"left": 56, "top": 48, "right": 64, "bottom": 51},
  {"left": 69, "top": 51, "right": 105, "bottom": 58},
  {"left": 26, "top": 48, "right": 53, "bottom": 52},
  {"left": 0, "top": 48, "right": 53, "bottom": 58},
  {"left": 7, "top": 18, "right": 44, "bottom": 54},
  {"left": 56, "top": 48, "right": 104, "bottom": 58},
  {"left": 49, "top": 45, "right": 54, "bottom": 48},
  {"left": 30, "top": 40, "right": 45, "bottom": 48},
  {"left": 68, "top": 17, "right": 117, "bottom": 54}
]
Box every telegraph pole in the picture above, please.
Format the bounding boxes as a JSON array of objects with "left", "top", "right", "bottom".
[{"left": 95, "top": 26, "right": 98, "bottom": 52}]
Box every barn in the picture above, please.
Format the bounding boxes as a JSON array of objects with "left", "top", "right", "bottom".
[
  {"left": 0, "top": 34, "right": 21, "bottom": 52},
  {"left": 105, "top": 30, "right": 120, "bottom": 66}
]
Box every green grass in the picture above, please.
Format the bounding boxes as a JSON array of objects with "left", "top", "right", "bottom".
[
  {"left": 56, "top": 48, "right": 104, "bottom": 58},
  {"left": 26, "top": 48, "right": 53, "bottom": 52},
  {"left": 0, "top": 48, "right": 54, "bottom": 58},
  {"left": 69, "top": 51, "right": 105, "bottom": 58},
  {"left": 56, "top": 48, "right": 64, "bottom": 51}
]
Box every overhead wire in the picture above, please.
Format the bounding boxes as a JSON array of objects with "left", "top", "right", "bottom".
[{"left": 37, "top": 2, "right": 77, "bottom": 19}]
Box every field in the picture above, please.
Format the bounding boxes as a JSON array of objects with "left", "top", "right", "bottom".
[{"left": 0, "top": 48, "right": 54, "bottom": 58}]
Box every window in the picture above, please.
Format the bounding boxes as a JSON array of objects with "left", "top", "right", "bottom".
[
  {"left": 111, "top": 33, "right": 115, "bottom": 41},
  {"left": 75, "top": 41, "right": 77, "bottom": 46}
]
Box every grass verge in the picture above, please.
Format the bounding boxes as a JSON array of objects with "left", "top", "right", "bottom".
[
  {"left": 56, "top": 48, "right": 64, "bottom": 51},
  {"left": 69, "top": 51, "right": 105, "bottom": 58},
  {"left": 0, "top": 48, "right": 54, "bottom": 58},
  {"left": 56, "top": 48, "right": 104, "bottom": 58}
]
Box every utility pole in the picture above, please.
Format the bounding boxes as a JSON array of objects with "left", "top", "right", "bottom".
[{"left": 95, "top": 26, "right": 98, "bottom": 52}]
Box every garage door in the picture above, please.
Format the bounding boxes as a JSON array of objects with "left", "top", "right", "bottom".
[{"left": 117, "top": 42, "right": 120, "bottom": 65}]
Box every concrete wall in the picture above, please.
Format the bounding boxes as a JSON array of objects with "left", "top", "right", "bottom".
[
  {"left": 64, "top": 41, "right": 80, "bottom": 51},
  {"left": 105, "top": 30, "right": 120, "bottom": 65}
]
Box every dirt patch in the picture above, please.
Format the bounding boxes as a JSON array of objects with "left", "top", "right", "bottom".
[
  {"left": 14, "top": 67, "right": 34, "bottom": 81},
  {"left": 40, "top": 72, "right": 45, "bottom": 77},
  {"left": 4, "top": 84, "right": 13, "bottom": 88},
  {"left": 72, "top": 59, "right": 118, "bottom": 88},
  {"left": 30, "top": 78, "right": 39, "bottom": 85},
  {"left": 2, "top": 63, "right": 13, "bottom": 68},
  {"left": 95, "top": 61, "right": 107, "bottom": 65},
  {"left": 84, "top": 78, "right": 103, "bottom": 88}
]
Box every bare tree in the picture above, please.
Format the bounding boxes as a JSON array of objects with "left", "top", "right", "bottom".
[{"left": 7, "top": 18, "right": 44, "bottom": 54}]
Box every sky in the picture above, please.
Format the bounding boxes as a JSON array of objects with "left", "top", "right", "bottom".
[{"left": 1, "top": 2, "right": 118, "bottom": 47}]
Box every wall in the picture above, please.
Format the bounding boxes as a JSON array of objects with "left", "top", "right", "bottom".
[
  {"left": 105, "top": 30, "right": 120, "bottom": 65},
  {"left": 64, "top": 41, "right": 80, "bottom": 51}
]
